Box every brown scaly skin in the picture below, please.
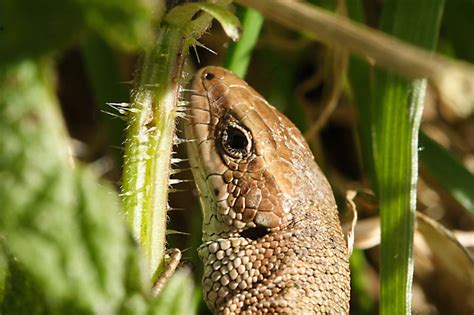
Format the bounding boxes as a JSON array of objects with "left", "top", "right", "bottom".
[{"left": 185, "top": 66, "right": 350, "bottom": 314}]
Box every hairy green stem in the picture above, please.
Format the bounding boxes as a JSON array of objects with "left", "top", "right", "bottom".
[
  {"left": 121, "top": 24, "right": 185, "bottom": 280},
  {"left": 120, "top": 1, "right": 241, "bottom": 283}
]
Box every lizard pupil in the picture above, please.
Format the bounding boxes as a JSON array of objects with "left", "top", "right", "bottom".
[
  {"left": 226, "top": 127, "right": 247, "bottom": 151},
  {"left": 204, "top": 72, "right": 214, "bottom": 80},
  {"left": 220, "top": 123, "right": 252, "bottom": 159}
]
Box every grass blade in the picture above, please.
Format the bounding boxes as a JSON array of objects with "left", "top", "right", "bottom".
[
  {"left": 236, "top": 0, "right": 473, "bottom": 120},
  {"left": 224, "top": 6, "right": 264, "bottom": 78},
  {"left": 346, "top": 0, "right": 376, "bottom": 184},
  {"left": 371, "top": 2, "right": 444, "bottom": 313},
  {"left": 420, "top": 132, "right": 474, "bottom": 214}
]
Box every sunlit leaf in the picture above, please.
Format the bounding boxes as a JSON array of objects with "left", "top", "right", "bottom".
[{"left": 0, "top": 60, "right": 147, "bottom": 313}]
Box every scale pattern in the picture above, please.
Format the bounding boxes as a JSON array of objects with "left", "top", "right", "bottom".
[{"left": 185, "top": 66, "right": 350, "bottom": 314}]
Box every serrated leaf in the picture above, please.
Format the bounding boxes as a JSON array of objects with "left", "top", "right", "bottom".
[
  {"left": 0, "top": 60, "right": 147, "bottom": 313},
  {"left": 192, "top": 3, "right": 242, "bottom": 41}
]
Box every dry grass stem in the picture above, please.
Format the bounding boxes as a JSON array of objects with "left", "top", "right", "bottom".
[{"left": 236, "top": 0, "right": 474, "bottom": 116}]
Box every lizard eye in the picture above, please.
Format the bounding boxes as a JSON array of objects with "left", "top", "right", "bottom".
[
  {"left": 203, "top": 72, "right": 215, "bottom": 80},
  {"left": 221, "top": 123, "right": 252, "bottom": 159}
]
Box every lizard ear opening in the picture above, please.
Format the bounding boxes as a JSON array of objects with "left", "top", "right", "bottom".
[{"left": 239, "top": 226, "right": 269, "bottom": 240}]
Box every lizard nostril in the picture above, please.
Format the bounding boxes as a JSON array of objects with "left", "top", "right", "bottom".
[
  {"left": 239, "top": 226, "right": 270, "bottom": 240},
  {"left": 204, "top": 72, "right": 215, "bottom": 80}
]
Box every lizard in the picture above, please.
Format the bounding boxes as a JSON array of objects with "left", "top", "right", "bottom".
[{"left": 184, "top": 66, "right": 350, "bottom": 314}]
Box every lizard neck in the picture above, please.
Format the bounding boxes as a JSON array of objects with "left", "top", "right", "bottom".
[{"left": 197, "top": 203, "right": 349, "bottom": 314}]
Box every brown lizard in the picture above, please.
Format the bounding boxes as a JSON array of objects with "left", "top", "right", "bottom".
[{"left": 185, "top": 66, "right": 350, "bottom": 314}]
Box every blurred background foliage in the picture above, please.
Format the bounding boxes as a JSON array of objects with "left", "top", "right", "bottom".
[{"left": 0, "top": 0, "right": 473, "bottom": 314}]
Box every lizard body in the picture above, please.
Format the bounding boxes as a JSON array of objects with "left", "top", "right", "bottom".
[{"left": 185, "top": 66, "right": 350, "bottom": 314}]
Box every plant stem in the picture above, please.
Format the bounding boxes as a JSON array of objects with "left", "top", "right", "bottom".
[
  {"left": 236, "top": 0, "right": 473, "bottom": 115},
  {"left": 121, "top": 24, "right": 185, "bottom": 280},
  {"left": 120, "top": 0, "right": 241, "bottom": 284}
]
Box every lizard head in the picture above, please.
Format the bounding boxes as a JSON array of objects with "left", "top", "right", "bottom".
[{"left": 185, "top": 66, "right": 335, "bottom": 241}]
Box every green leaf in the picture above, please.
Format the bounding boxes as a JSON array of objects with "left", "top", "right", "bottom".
[
  {"left": 349, "top": 250, "right": 376, "bottom": 314},
  {"left": 224, "top": 6, "right": 264, "bottom": 78},
  {"left": 1, "top": 259, "right": 49, "bottom": 314},
  {"left": 0, "top": 0, "right": 158, "bottom": 67},
  {"left": 360, "top": 1, "right": 445, "bottom": 313},
  {"left": 0, "top": 60, "right": 147, "bottom": 313},
  {"left": 347, "top": 0, "right": 376, "bottom": 183},
  {"left": 348, "top": 0, "right": 445, "bottom": 313},
  {"left": 419, "top": 132, "right": 474, "bottom": 214},
  {"left": 80, "top": 0, "right": 160, "bottom": 51},
  {"left": 165, "top": 2, "right": 242, "bottom": 42},
  {"left": 0, "top": 0, "right": 84, "bottom": 66}
]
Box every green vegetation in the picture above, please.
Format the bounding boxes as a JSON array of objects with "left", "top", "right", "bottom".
[{"left": 1, "top": 0, "right": 472, "bottom": 314}]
